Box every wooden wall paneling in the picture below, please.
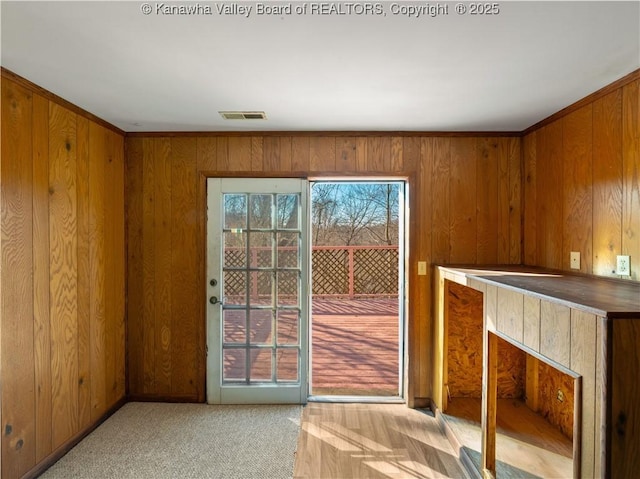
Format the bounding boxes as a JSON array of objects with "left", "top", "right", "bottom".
[
  {"left": 75, "top": 115, "right": 91, "bottom": 430},
  {"left": 110, "top": 131, "right": 126, "bottom": 403},
  {"left": 485, "top": 284, "right": 497, "bottom": 331},
  {"left": 570, "top": 309, "right": 597, "bottom": 479},
  {"left": 539, "top": 301, "right": 571, "bottom": 368},
  {"left": 104, "top": 131, "right": 117, "bottom": 409},
  {"left": 355, "top": 137, "right": 367, "bottom": 172},
  {"left": 216, "top": 137, "right": 229, "bottom": 171},
  {"left": 366, "top": 137, "right": 391, "bottom": 172},
  {"left": 280, "top": 137, "right": 292, "bottom": 172},
  {"left": 536, "top": 122, "right": 564, "bottom": 270},
  {"left": 309, "top": 137, "right": 336, "bottom": 172},
  {"left": 417, "top": 138, "right": 433, "bottom": 400},
  {"left": 431, "top": 138, "right": 450, "bottom": 264},
  {"left": 89, "top": 122, "right": 107, "bottom": 419},
  {"left": 523, "top": 295, "right": 540, "bottom": 352},
  {"left": 449, "top": 138, "right": 477, "bottom": 263},
  {"left": 523, "top": 132, "right": 537, "bottom": 265},
  {"left": 562, "top": 105, "right": 593, "bottom": 274},
  {"left": 153, "top": 138, "right": 173, "bottom": 395},
  {"left": 476, "top": 138, "right": 499, "bottom": 264},
  {"left": 196, "top": 137, "right": 217, "bottom": 172},
  {"left": 496, "top": 288, "right": 524, "bottom": 343},
  {"left": 592, "top": 91, "right": 623, "bottom": 277},
  {"left": 48, "top": 102, "right": 79, "bottom": 448},
  {"left": 507, "top": 137, "right": 522, "bottom": 264},
  {"left": 497, "top": 138, "right": 510, "bottom": 263},
  {"left": 32, "top": 94, "right": 52, "bottom": 462},
  {"left": 141, "top": 138, "right": 156, "bottom": 393},
  {"left": 105, "top": 131, "right": 125, "bottom": 407},
  {"left": 1, "top": 77, "right": 36, "bottom": 478},
  {"left": 622, "top": 79, "right": 640, "bottom": 280},
  {"left": 402, "top": 137, "right": 420, "bottom": 173},
  {"left": 263, "top": 137, "right": 280, "bottom": 172},
  {"left": 336, "top": 137, "right": 356, "bottom": 172},
  {"left": 390, "top": 137, "right": 403, "bottom": 172},
  {"left": 126, "top": 138, "right": 144, "bottom": 396},
  {"left": 170, "top": 138, "right": 199, "bottom": 397},
  {"left": 227, "top": 136, "right": 251, "bottom": 172},
  {"left": 291, "top": 137, "right": 310, "bottom": 172},
  {"left": 250, "top": 136, "right": 264, "bottom": 172}
]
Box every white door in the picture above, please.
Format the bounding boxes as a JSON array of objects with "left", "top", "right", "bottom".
[{"left": 206, "top": 178, "right": 309, "bottom": 404}]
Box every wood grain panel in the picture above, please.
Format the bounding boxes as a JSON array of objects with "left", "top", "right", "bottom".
[
  {"left": 75, "top": 115, "right": 91, "bottom": 430},
  {"left": 126, "top": 138, "right": 145, "bottom": 396},
  {"left": 32, "top": 93, "right": 52, "bottom": 462},
  {"left": 507, "top": 137, "right": 522, "bottom": 264},
  {"left": 485, "top": 284, "right": 497, "bottom": 331},
  {"left": 523, "top": 132, "right": 537, "bottom": 265},
  {"left": 291, "top": 137, "right": 310, "bottom": 171},
  {"left": 170, "top": 138, "right": 199, "bottom": 397},
  {"left": 227, "top": 136, "right": 251, "bottom": 171},
  {"left": 476, "top": 138, "right": 499, "bottom": 264},
  {"left": 216, "top": 137, "right": 229, "bottom": 171},
  {"left": 279, "top": 137, "right": 292, "bottom": 172},
  {"left": 540, "top": 301, "right": 571, "bottom": 368},
  {"left": 142, "top": 138, "right": 156, "bottom": 393},
  {"left": 562, "top": 105, "right": 593, "bottom": 274},
  {"left": 251, "top": 136, "right": 264, "bottom": 171},
  {"left": 595, "top": 317, "right": 606, "bottom": 477},
  {"left": 622, "top": 80, "right": 640, "bottom": 281},
  {"left": 450, "top": 138, "right": 477, "bottom": 263},
  {"left": 196, "top": 137, "right": 217, "bottom": 172},
  {"left": 1, "top": 77, "right": 36, "bottom": 478},
  {"left": 496, "top": 337, "right": 526, "bottom": 399},
  {"left": 390, "top": 137, "right": 403, "bottom": 172},
  {"left": 496, "top": 288, "right": 524, "bottom": 343},
  {"left": 592, "top": 91, "right": 623, "bottom": 277},
  {"left": 536, "top": 122, "right": 564, "bottom": 270},
  {"left": 154, "top": 138, "right": 173, "bottom": 395},
  {"left": 310, "top": 137, "right": 336, "bottom": 171},
  {"left": 49, "top": 102, "right": 79, "bottom": 448},
  {"left": 610, "top": 318, "right": 640, "bottom": 478},
  {"left": 355, "top": 137, "right": 367, "bottom": 172},
  {"left": 263, "top": 137, "right": 280, "bottom": 172},
  {"left": 570, "top": 309, "right": 597, "bottom": 479},
  {"left": 104, "top": 131, "right": 117, "bottom": 409},
  {"left": 523, "top": 296, "right": 540, "bottom": 352},
  {"left": 89, "top": 122, "right": 107, "bottom": 420},
  {"left": 427, "top": 138, "right": 448, "bottom": 265},
  {"left": 366, "top": 137, "right": 391, "bottom": 172},
  {"left": 336, "top": 137, "right": 356, "bottom": 172}
]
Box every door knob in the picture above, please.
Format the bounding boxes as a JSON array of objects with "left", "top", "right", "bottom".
[{"left": 209, "top": 296, "right": 220, "bottom": 304}]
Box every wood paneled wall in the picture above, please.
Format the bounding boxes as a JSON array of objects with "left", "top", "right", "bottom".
[
  {"left": 125, "top": 135, "right": 522, "bottom": 403},
  {"left": 1, "top": 75, "right": 126, "bottom": 478},
  {"left": 524, "top": 76, "right": 640, "bottom": 280}
]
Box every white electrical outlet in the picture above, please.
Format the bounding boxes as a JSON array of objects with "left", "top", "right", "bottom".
[
  {"left": 616, "top": 255, "right": 631, "bottom": 276},
  {"left": 418, "top": 261, "right": 427, "bottom": 276},
  {"left": 570, "top": 252, "right": 580, "bottom": 270}
]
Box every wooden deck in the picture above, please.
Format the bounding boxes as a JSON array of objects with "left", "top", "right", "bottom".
[{"left": 311, "top": 299, "right": 399, "bottom": 396}]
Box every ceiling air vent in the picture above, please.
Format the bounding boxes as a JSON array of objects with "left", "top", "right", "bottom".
[{"left": 219, "top": 111, "right": 267, "bottom": 120}]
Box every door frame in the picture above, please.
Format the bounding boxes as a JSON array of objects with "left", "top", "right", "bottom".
[{"left": 206, "top": 178, "right": 310, "bottom": 404}]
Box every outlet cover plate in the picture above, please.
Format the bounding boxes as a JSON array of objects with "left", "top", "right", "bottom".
[
  {"left": 570, "top": 252, "right": 580, "bottom": 270},
  {"left": 616, "top": 255, "right": 631, "bottom": 276}
]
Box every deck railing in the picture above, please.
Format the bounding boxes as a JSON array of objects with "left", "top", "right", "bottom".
[{"left": 223, "top": 245, "right": 399, "bottom": 300}]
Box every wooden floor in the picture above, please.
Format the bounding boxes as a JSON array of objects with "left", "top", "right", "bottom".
[
  {"left": 294, "top": 403, "right": 471, "bottom": 479},
  {"left": 443, "top": 397, "right": 573, "bottom": 479},
  {"left": 312, "top": 299, "right": 399, "bottom": 396}
]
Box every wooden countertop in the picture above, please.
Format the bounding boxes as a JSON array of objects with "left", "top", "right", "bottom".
[{"left": 436, "top": 265, "right": 640, "bottom": 319}]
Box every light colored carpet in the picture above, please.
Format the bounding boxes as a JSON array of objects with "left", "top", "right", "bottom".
[{"left": 41, "top": 402, "right": 303, "bottom": 479}]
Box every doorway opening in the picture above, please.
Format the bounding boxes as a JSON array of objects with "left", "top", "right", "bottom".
[{"left": 309, "top": 180, "right": 406, "bottom": 399}]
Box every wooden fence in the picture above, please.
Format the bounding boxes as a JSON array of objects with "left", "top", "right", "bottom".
[{"left": 223, "top": 245, "right": 399, "bottom": 301}]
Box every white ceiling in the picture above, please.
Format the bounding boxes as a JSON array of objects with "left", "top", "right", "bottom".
[{"left": 1, "top": 1, "right": 639, "bottom": 132}]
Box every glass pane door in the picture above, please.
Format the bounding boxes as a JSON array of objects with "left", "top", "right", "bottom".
[{"left": 207, "top": 179, "right": 308, "bottom": 404}]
